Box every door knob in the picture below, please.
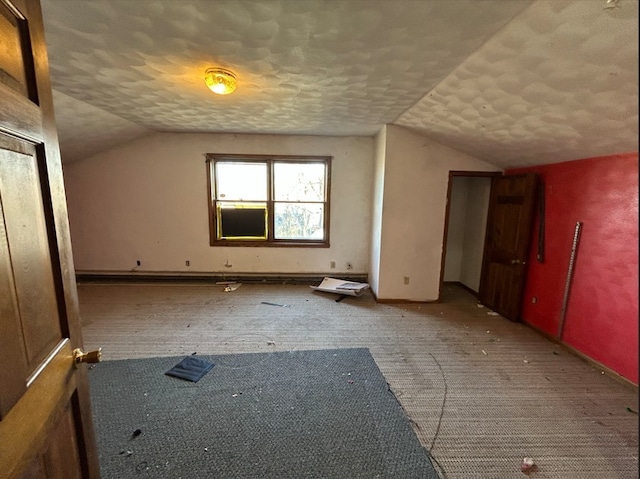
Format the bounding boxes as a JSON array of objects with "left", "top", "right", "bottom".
[{"left": 73, "top": 348, "right": 102, "bottom": 366}]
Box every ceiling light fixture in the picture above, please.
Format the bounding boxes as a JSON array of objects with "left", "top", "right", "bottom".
[{"left": 204, "top": 68, "right": 237, "bottom": 95}]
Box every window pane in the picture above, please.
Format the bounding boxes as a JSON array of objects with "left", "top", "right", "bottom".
[
  {"left": 216, "top": 162, "right": 267, "bottom": 201},
  {"left": 217, "top": 202, "right": 267, "bottom": 239},
  {"left": 273, "top": 163, "right": 325, "bottom": 202},
  {"left": 274, "top": 203, "right": 324, "bottom": 240}
]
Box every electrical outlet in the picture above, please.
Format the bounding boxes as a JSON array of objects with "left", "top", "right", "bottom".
[
  {"left": 346, "top": 262, "right": 353, "bottom": 270},
  {"left": 531, "top": 296, "right": 537, "bottom": 304},
  {"left": 185, "top": 260, "right": 190, "bottom": 266},
  {"left": 136, "top": 260, "right": 141, "bottom": 267},
  {"left": 403, "top": 276, "right": 410, "bottom": 285},
  {"left": 330, "top": 261, "right": 336, "bottom": 269}
]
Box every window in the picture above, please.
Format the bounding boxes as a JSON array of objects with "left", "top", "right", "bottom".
[{"left": 206, "top": 154, "right": 331, "bottom": 247}]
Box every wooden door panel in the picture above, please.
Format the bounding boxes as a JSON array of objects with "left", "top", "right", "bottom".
[
  {"left": 0, "top": 147, "right": 63, "bottom": 369},
  {"left": 0, "top": 0, "right": 99, "bottom": 477},
  {"left": 19, "top": 405, "right": 83, "bottom": 479},
  {"left": 0, "top": 79, "right": 42, "bottom": 142},
  {"left": 483, "top": 262, "right": 521, "bottom": 313},
  {"left": 39, "top": 403, "right": 84, "bottom": 479},
  {"left": 0, "top": 340, "right": 82, "bottom": 478},
  {"left": 479, "top": 173, "right": 537, "bottom": 321},
  {"left": 21, "top": 455, "right": 47, "bottom": 478},
  {"left": 0, "top": 0, "right": 29, "bottom": 96},
  {"left": 0, "top": 179, "right": 29, "bottom": 418},
  {"left": 0, "top": 0, "right": 42, "bottom": 143}
]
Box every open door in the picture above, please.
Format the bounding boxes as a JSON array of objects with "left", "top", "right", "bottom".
[
  {"left": 479, "top": 173, "right": 537, "bottom": 321},
  {"left": 0, "top": 1, "right": 100, "bottom": 477}
]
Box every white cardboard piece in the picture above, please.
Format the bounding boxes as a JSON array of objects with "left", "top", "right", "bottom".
[{"left": 310, "top": 277, "right": 370, "bottom": 297}]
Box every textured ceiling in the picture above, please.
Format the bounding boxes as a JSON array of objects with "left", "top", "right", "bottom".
[
  {"left": 40, "top": 0, "right": 637, "bottom": 166},
  {"left": 397, "top": 0, "right": 639, "bottom": 168},
  {"left": 52, "top": 90, "right": 152, "bottom": 162}
]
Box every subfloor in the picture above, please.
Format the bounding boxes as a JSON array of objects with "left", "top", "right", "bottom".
[{"left": 78, "top": 282, "right": 638, "bottom": 479}]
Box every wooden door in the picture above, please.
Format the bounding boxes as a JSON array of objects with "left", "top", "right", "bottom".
[
  {"left": 479, "top": 173, "right": 537, "bottom": 321},
  {"left": 0, "top": 1, "right": 100, "bottom": 477}
]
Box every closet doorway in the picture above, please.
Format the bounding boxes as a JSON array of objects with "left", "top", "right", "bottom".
[{"left": 440, "top": 171, "right": 498, "bottom": 299}]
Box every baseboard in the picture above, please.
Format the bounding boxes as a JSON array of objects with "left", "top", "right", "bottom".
[
  {"left": 369, "top": 290, "right": 437, "bottom": 304},
  {"left": 75, "top": 271, "right": 368, "bottom": 286},
  {"left": 525, "top": 321, "right": 638, "bottom": 391},
  {"left": 374, "top": 298, "right": 438, "bottom": 304},
  {"left": 371, "top": 281, "right": 470, "bottom": 304}
]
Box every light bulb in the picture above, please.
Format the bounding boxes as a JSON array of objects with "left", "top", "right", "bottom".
[{"left": 204, "top": 68, "right": 237, "bottom": 95}]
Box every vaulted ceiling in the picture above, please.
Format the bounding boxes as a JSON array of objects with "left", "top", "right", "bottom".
[{"left": 40, "top": 0, "right": 638, "bottom": 168}]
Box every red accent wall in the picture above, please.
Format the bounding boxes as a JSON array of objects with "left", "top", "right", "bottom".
[{"left": 508, "top": 152, "right": 638, "bottom": 384}]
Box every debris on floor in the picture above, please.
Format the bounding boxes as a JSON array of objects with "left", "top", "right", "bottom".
[
  {"left": 165, "top": 356, "right": 215, "bottom": 382},
  {"left": 476, "top": 303, "right": 485, "bottom": 308},
  {"left": 267, "top": 340, "right": 276, "bottom": 346},
  {"left": 626, "top": 406, "right": 638, "bottom": 414},
  {"left": 131, "top": 429, "right": 142, "bottom": 439},
  {"left": 261, "top": 301, "right": 290, "bottom": 307},
  {"left": 521, "top": 457, "right": 537, "bottom": 475},
  {"left": 222, "top": 283, "right": 241, "bottom": 292},
  {"left": 482, "top": 350, "right": 487, "bottom": 356},
  {"left": 119, "top": 450, "right": 133, "bottom": 457},
  {"left": 310, "top": 277, "right": 370, "bottom": 297},
  {"left": 487, "top": 311, "right": 499, "bottom": 316}
]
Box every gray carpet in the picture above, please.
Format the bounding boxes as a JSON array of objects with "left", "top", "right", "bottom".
[{"left": 88, "top": 348, "right": 439, "bottom": 478}]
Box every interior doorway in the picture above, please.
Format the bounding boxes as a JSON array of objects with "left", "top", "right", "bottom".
[{"left": 440, "top": 171, "right": 498, "bottom": 299}]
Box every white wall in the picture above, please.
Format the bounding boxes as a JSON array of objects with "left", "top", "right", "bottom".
[
  {"left": 368, "top": 126, "right": 387, "bottom": 295},
  {"left": 63, "top": 132, "right": 374, "bottom": 275},
  {"left": 376, "top": 125, "right": 500, "bottom": 301},
  {"left": 443, "top": 177, "right": 468, "bottom": 281},
  {"left": 459, "top": 176, "right": 491, "bottom": 292}
]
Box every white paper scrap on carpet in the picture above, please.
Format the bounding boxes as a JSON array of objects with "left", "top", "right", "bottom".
[{"left": 311, "top": 277, "right": 370, "bottom": 296}]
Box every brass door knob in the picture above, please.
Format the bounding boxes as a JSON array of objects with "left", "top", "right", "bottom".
[{"left": 73, "top": 348, "right": 102, "bottom": 366}]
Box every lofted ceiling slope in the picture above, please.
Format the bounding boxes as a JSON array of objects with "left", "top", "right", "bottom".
[{"left": 40, "top": 0, "right": 638, "bottom": 167}]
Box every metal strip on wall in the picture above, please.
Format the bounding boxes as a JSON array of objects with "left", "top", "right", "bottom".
[{"left": 557, "top": 221, "right": 582, "bottom": 340}]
